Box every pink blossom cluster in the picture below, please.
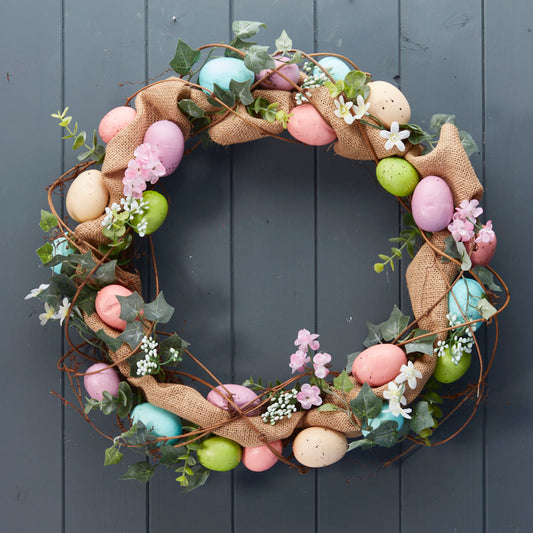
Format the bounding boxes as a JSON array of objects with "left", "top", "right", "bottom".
[
  {"left": 122, "top": 143, "right": 166, "bottom": 199},
  {"left": 447, "top": 199, "right": 495, "bottom": 244},
  {"left": 289, "top": 329, "right": 332, "bottom": 378},
  {"left": 296, "top": 383, "right": 323, "bottom": 410}
]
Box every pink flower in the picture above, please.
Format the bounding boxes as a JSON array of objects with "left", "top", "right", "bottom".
[
  {"left": 455, "top": 199, "right": 483, "bottom": 223},
  {"left": 289, "top": 350, "right": 311, "bottom": 374},
  {"left": 294, "top": 329, "right": 320, "bottom": 352},
  {"left": 133, "top": 143, "right": 166, "bottom": 184},
  {"left": 123, "top": 161, "right": 148, "bottom": 199},
  {"left": 448, "top": 213, "right": 475, "bottom": 242},
  {"left": 297, "top": 384, "right": 323, "bottom": 410},
  {"left": 476, "top": 220, "right": 496, "bottom": 243},
  {"left": 313, "top": 352, "right": 332, "bottom": 379}
]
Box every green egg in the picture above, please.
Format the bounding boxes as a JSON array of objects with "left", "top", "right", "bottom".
[
  {"left": 433, "top": 346, "right": 472, "bottom": 383},
  {"left": 376, "top": 157, "right": 420, "bottom": 197},
  {"left": 197, "top": 436, "right": 242, "bottom": 472},
  {"left": 131, "top": 190, "right": 168, "bottom": 235}
]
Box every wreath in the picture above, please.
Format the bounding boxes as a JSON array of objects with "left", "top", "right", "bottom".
[{"left": 28, "top": 22, "right": 509, "bottom": 490}]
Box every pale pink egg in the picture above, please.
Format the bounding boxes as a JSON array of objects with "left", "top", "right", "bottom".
[
  {"left": 98, "top": 106, "right": 137, "bottom": 143},
  {"left": 352, "top": 344, "right": 407, "bottom": 387},
  {"left": 287, "top": 104, "right": 337, "bottom": 146},
  {"left": 256, "top": 58, "right": 300, "bottom": 91},
  {"left": 411, "top": 176, "right": 455, "bottom": 232},
  {"left": 84, "top": 363, "right": 120, "bottom": 401},
  {"left": 143, "top": 120, "right": 185, "bottom": 176},
  {"left": 243, "top": 440, "right": 283, "bottom": 472},
  {"left": 95, "top": 284, "right": 133, "bottom": 331},
  {"left": 206, "top": 384, "right": 261, "bottom": 417}
]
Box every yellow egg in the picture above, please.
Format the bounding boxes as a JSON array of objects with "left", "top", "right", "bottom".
[
  {"left": 293, "top": 427, "right": 347, "bottom": 468},
  {"left": 66, "top": 169, "right": 109, "bottom": 223},
  {"left": 367, "top": 81, "right": 411, "bottom": 128}
]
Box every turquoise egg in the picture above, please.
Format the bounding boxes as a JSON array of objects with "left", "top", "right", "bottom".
[
  {"left": 362, "top": 403, "right": 404, "bottom": 437},
  {"left": 51, "top": 237, "right": 76, "bottom": 274},
  {"left": 131, "top": 403, "right": 183, "bottom": 446},
  {"left": 199, "top": 57, "right": 255, "bottom": 94},
  {"left": 448, "top": 278, "right": 485, "bottom": 332},
  {"left": 313, "top": 56, "right": 351, "bottom": 82}
]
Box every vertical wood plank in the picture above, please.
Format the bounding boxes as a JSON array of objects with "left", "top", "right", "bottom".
[
  {"left": 0, "top": 3, "right": 63, "bottom": 532},
  {"left": 63, "top": 2, "right": 148, "bottom": 532}
]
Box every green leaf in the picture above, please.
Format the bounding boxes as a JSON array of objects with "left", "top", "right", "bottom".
[
  {"left": 120, "top": 461, "right": 156, "bottom": 483},
  {"left": 365, "top": 420, "right": 400, "bottom": 448},
  {"left": 39, "top": 210, "right": 58, "bottom": 232},
  {"left": 144, "top": 291, "right": 175, "bottom": 324},
  {"left": 401, "top": 123, "right": 434, "bottom": 145},
  {"left": 36, "top": 242, "right": 54, "bottom": 264},
  {"left": 119, "top": 422, "right": 151, "bottom": 447},
  {"left": 92, "top": 260, "right": 117, "bottom": 287},
  {"left": 208, "top": 83, "right": 235, "bottom": 108},
  {"left": 456, "top": 241, "right": 472, "bottom": 271},
  {"left": 404, "top": 331, "right": 437, "bottom": 356},
  {"left": 350, "top": 383, "right": 383, "bottom": 420},
  {"left": 442, "top": 235, "right": 461, "bottom": 262},
  {"left": 178, "top": 99, "right": 206, "bottom": 119},
  {"left": 430, "top": 113, "right": 456, "bottom": 132},
  {"left": 363, "top": 321, "right": 382, "bottom": 348},
  {"left": 229, "top": 79, "right": 254, "bottom": 106},
  {"left": 116, "top": 291, "right": 144, "bottom": 322},
  {"left": 333, "top": 371, "right": 354, "bottom": 393},
  {"left": 472, "top": 266, "right": 502, "bottom": 292},
  {"left": 476, "top": 297, "right": 497, "bottom": 320},
  {"left": 104, "top": 445, "right": 124, "bottom": 466},
  {"left": 72, "top": 132, "right": 86, "bottom": 150},
  {"left": 159, "top": 444, "right": 184, "bottom": 466},
  {"left": 317, "top": 403, "right": 338, "bottom": 412},
  {"left": 75, "top": 285, "right": 97, "bottom": 315},
  {"left": 424, "top": 391, "right": 443, "bottom": 404},
  {"left": 344, "top": 70, "right": 367, "bottom": 88},
  {"left": 169, "top": 40, "right": 201, "bottom": 75},
  {"left": 244, "top": 45, "right": 275, "bottom": 73},
  {"left": 77, "top": 150, "right": 93, "bottom": 162},
  {"left": 347, "top": 438, "right": 376, "bottom": 452},
  {"left": 275, "top": 29, "right": 292, "bottom": 54},
  {"left": 118, "top": 321, "right": 145, "bottom": 349},
  {"left": 225, "top": 37, "right": 257, "bottom": 58},
  {"left": 409, "top": 401, "right": 434, "bottom": 436},
  {"left": 232, "top": 20, "right": 267, "bottom": 39},
  {"left": 345, "top": 352, "right": 360, "bottom": 372},
  {"left": 380, "top": 305, "right": 410, "bottom": 341},
  {"left": 95, "top": 329, "right": 123, "bottom": 352},
  {"left": 159, "top": 333, "right": 189, "bottom": 360},
  {"left": 459, "top": 130, "right": 479, "bottom": 156},
  {"left": 181, "top": 466, "right": 210, "bottom": 493},
  {"left": 49, "top": 273, "right": 77, "bottom": 298}
]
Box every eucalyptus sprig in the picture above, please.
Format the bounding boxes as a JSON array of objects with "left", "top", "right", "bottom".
[{"left": 247, "top": 97, "right": 292, "bottom": 127}]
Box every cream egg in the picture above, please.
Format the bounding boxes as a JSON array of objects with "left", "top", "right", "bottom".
[
  {"left": 66, "top": 169, "right": 109, "bottom": 223},
  {"left": 293, "top": 427, "right": 347, "bottom": 468},
  {"left": 366, "top": 81, "right": 411, "bottom": 128}
]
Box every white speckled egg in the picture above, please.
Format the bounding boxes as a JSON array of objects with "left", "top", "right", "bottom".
[
  {"left": 411, "top": 175, "right": 455, "bottom": 232},
  {"left": 293, "top": 427, "right": 347, "bottom": 468},
  {"left": 98, "top": 106, "right": 137, "bottom": 143},
  {"left": 199, "top": 57, "right": 255, "bottom": 94},
  {"left": 366, "top": 81, "right": 411, "bottom": 128},
  {"left": 143, "top": 120, "right": 185, "bottom": 176},
  {"left": 66, "top": 169, "right": 109, "bottom": 223}
]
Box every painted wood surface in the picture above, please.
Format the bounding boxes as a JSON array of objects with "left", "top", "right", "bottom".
[{"left": 2, "top": 1, "right": 532, "bottom": 531}]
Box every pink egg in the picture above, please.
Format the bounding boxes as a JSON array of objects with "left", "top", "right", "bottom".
[
  {"left": 287, "top": 104, "right": 337, "bottom": 146},
  {"left": 95, "top": 284, "right": 133, "bottom": 331},
  {"left": 352, "top": 344, "right": 407, "bottom": 387},
  {"left": 206, "top": 384, "right": 261, "bottom": 416},
  {"left": 84, "top": 363, "right": 120, "bottom": 401},
  {"left": 243, "top": 440, "right": 283, "bottom": 472},
  {"left": 466, "top": 233, "right": 497, "bottom": 267},
  {"left": 143, "top": 120, "right": 185, "bottom": 176},
  {"left": 256, "top": 58, "right": 300, "bottom": 91},
  {"left": 411, "top": 176, "right": 454, "bottom": 232},
  {"left": 98, "top": 106, "right": 137, "bottom": 143}
]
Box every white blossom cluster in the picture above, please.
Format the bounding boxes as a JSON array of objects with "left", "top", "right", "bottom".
[
  {"left": 168, "top": 347, "right": 181, "bottom": 363},
  {"left": 261, "top": 388, "right": 298, "bottom": 426},
  {"left": 101, "top": 196, "right": 149, "bottom": 237},
  {"left": 136, "top": 335, "right": 159, "bottom": 376},
  {"left": 434, "top": 313, "right": 475, "bottom": 364},
  {"left": 295, "top": 62, "right": 330, "bottom": 105}
]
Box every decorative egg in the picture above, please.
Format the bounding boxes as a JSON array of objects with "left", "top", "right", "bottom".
[
  {"left": 352, "top": 344, "right": 407, "bottom": 387},
  {"left": 143, "top": 120, "right": 185, "bottom": 176},
  {"left": 313, "top": 57, "right": 351, "bottom": 82},
  {"left": 256, "top": 58, "right": 300, "bottom": 91},
  {"left": 130, "top": 190, "right": 168, "bottom": 235},
  {"left": 434, "top": 346, "right": 472, "bottom": 383},
  {"left": 448, "top": 278, "right": 485, "bottom": 332},
  {"left": 411, "top": 175, "right": 454, "bottom": 231},
  {"left": 293, "top": 427, "right": 347, "bottom": 468},
  {"left": 131, "top": 403, "right": 183, "bottom": 446},
  {"left": 51, "top": 236, "right": 76, "bottom": 274},
  {"left": 98, "top": 106, "right": 137, "bottom": 143},
  {"left": 466, "top": 232, "right": 497, "bottom": 267},
  {"left": 66, "top": 169, "right": 109, "bottom": 223},
  {"left": 375, "top": 157, "right": 420, "bottom": 197},
  {"left": 206, "top": 384, "right": 261, "bottom": 416},
  {"left": 199, "top": 57, "right": 255, "bottom": 94},
  {"left": 197, "top": 436, "right": 242, "bottom": 471},
  {"left": 287, "top": 104, "right": 337, "bottom": 146},
  {"left": 95, "top": 284, "right": 133, "bottom": 331},
  {"left": 84, "top": 363, "right": 120, "bottom": 401},
  {"left": 242, "top": 440, "right": 283, "bottom": 472},
  {"left": 366, "top": 81, "right": 411, "bottom": 128},
  {"left": 362, "top": 403, "right": 405, "bottom": 436}
]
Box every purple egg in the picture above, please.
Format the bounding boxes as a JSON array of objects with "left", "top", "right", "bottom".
[
  {"left": 143, "top": 120, "right": 185, "bottom": 176},
  {"left": 256, "top": 58, "right": 300, "bottom": 91},
  {"left": 84, "top": 363, "right": 120, "bottom": 401},
  {"left": 207, "top": 384, "right": 261, "bottom": 417},
  {"left": 411, "top": 176, "right": 454, "bottom": 232}
]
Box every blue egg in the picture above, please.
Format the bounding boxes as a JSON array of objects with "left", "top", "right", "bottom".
[
  {"left": 448, "top": 278, "right": 485, "bottom": 332},
  {"left": 51, "top": 237, "right": 76, "bottom": 274},
  {"left": 313, "top": 57, "right": 351, "bottom": 82},
  {"left": 131, "top": 403, "right": 183, "bottom": 446},
  {"left": 198, "top": 57, "right": 255, "bottom": 94},
  {"left": 362, "top": 403, "right": 404, "bottom": 437}
]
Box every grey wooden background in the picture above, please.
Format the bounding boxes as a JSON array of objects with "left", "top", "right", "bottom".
[{"left": 2, "top": 0, "right": 532, "bottom": 532}]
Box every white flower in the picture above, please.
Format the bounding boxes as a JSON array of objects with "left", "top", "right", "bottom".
[
  {"left": 39, "top": 302, "right": 56, "bottom": 326},
  {"left": 25, "top": 283, "right": 50, "bottom": 300},
  {"left": 383, "top": 381, "right": 407, "bottom": 405},
  {"left": 379, "top": 121, "right": 410, "bottom": 151},
  {"left": 54, "top": 297, "right": 71, "bottom": 326},
  {"left": 334, "top": 96, "right": 356, "bottom": 124},
  {"left": 353, "top": 94, "right": 370, "bottom": 119},
  {"left": 385, "top": 401, "right": 413, "bottom": 419},
  {"left": 395, "top": 361, "right": 423, "bottom": 390}
]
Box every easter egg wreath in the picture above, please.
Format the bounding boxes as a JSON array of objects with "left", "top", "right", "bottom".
[{"left": 29, "top": 22, "right": 509, "bottom": 490}]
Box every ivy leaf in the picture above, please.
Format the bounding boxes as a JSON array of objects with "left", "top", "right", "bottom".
[
  {"left": 404, "top": 331, "right": 437, "bottom": 356},
  {"left": 117, "top": 292, "right": 144, "bottom": 322},
  {"left": 117, "top": 382, "right": 134, "bottom": 418},
  {"left": 409, "top": 401, "right": 434, "bottom": 436},
  {"left": 350, "top": 383, "right": 382, "bottom": 420},
  {"left": 229, "top": 79, "right": 254, "bottom": 106},
  {"left": 232, "top": 20, "right": 267, "bottom": 39},
  {"left": 472, "top": 266, "right": 502, "bottom": 292},
  {"left": 49, "top": 273, "right": 77, "bottom": 298},
  {"left": 345, "top": 352, "right": 360, "bottom": 372},
  {"left": 275, "top": 29, "right": 292, "bottom": 54},
  {"left": 120, "top": 422, "right": 151, "bottom": 447},
  {"left": 366, "top": 420, "right": 401, "bottom": 448},
  {"left": 92, "top": 260, "right": 117, "bottom": 287},
  {"left": 95, "top": 329, "right": 123, "bottom": 352},
  {"left": 347, "top": 438, "right": 376, "bottom": 452},
  {"left": 160, "top": 333, "right": 189, "bottom": 360},
  {"left": 169, "top": 40, "right": 201, "bottom": 75},
  {"left": 120, "top": 461, "right": 156, "bottom": 483},
  {"left": 159, "top": 444, "right": 183, "bottom": 466},
  {"left": 363, "top": 321, "right": 382, "bottom": 348},
  {"left": 178, "top": 99, "right": 206, "bottom": 119},
  {"left": 380, "top": 305, "right": 410, "bottom": 342},
  {"left": 181, "top": 466, "right": 210, "bottom": 493},
  {"left": 75, "top": 285, "right": 97, "bottom": 315},
  {"left": 118, "top": 321, "right": 145, "bottom": 349},
  {"left": 39, "top": 210, "right": 58, "bottom": 232},
  {"left": 225, "top": 37, "right": 257, "bottom": 58},
  {"left": 333, "top": 371, "right": 354, "bottom": 393},
  {"left": 36, "top": 242, "right": 54, "bottom": 264},
  {"left": 459, "top": 130, "right": 479, "bottom": 156},
  {"left": 144, "top": 291, "right": 175, "bottom": 324},
  {"left": 442, "top": 235, "right": 461, "bottom": 262},
  {"left": 104, "top": 445, "right": 123, "bottom": 466},
  {"left": 401, "top": 123, "right": 434, "bottom": 145},
  {"left": 317, "top": 403, "right": 338, "bottom": 412},
  {"left": 476, "top": 298, "right": 498, "bottom": 320},
  {"left": 207, "top": 83, "right": 235, "bottom": 108},
  {"left": 244, "top": 45, "right": 275, "bottom": 73},
  {"left": 430, "top": 113, "right": 456, "bottom": 132}
]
